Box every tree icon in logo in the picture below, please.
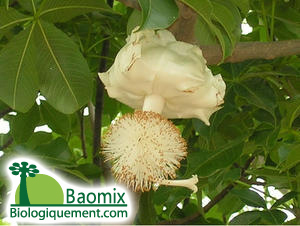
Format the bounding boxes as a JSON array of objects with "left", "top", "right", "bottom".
[{"left": 9, "top": 162, "right": 39, "bottom": 205}]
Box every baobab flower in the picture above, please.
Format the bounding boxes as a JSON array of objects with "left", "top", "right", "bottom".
[
  {"left": 99, "top": 28, "right": 226, "bottom": 125},
  {"left": 102, "top": 111, "right": 198, "bottom": 192}
]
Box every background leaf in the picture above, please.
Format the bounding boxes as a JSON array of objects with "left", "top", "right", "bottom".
[
  {"left": 40, "top": 101, "right": 71, "bottom": 135},
  {"left": 138, "top": 0, "right": 178, "bottom": 30},
  {"left": 186, "top": 140, "right": 244, "bottom": 177},
  {"left": 231, "top": 188, "right": 267, "bottom": 208}
]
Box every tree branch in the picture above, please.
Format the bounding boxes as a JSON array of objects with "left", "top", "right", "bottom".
[
  {"left": 117, "top": 0, "right": 140, "bottom": 9},
  {"left": 161, "top": 156, "right": 255, "bottom": 225},
  {"left": 78, "top": 110, "right": 87, "bottom": 159},
  {"left": 0, "top": 137, "right": 13, "bottom": 151},
  {"left": 168, "top": 1, "right": 197, "bottom": 43},
  {"left": 202, "top": 40, "right": 300, "bottom": 65},
  {"left": 93, "top": 0, "right": 114, "bottom": 180},
  {"left": 0, "top": 108, "right": 11, "bottom": 119},
  {"left": 116, "top": 0, "right": 300, "bottom": 64}
]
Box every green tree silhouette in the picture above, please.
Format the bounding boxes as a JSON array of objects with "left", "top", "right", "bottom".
[{"left": 9, "top": 162, "right": 39, "bottom": 205}]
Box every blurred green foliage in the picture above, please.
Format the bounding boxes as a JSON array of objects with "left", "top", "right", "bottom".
[{"left": 0, "top": 0, "right": 299, "bottom": 224}]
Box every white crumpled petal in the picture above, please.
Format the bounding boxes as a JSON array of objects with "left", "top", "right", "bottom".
[{"left": 99, "top": 28, "right": 226, "bottom": 125}]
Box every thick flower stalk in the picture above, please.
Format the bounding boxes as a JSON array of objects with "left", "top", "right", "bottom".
[
  {"left": 99, "top": 28, "right": 226, "bottom": 125},
  {"left": 103, "top": 111, "right": 198, "bottom": 192}
]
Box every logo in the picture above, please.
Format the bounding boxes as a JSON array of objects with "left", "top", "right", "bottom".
[{"left": 5, "top": 157, "right": 133, "bottom": 224}]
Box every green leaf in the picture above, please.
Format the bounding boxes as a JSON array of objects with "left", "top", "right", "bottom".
[
  {"left": 25, "top": 131, "right": 53, "bottom": 149},
  {"left": 153, "top": 187, "right": 191, "bottom": 218},
  {"left": 34, "top": 21, "right": 92, "bottom": 114},
  {"left": 37, "top": 0, "right": 115, "bottom": 23},
  {"left": 34, "top": 137, "right": 72, "bottom": 161},
  {"left": 211, "top": 0, "right": 241, "bottom": 47},
  {"left": 17, "top": 0, "right": 42, "bottom": 13},
  {"left": 231, "top": 189, "right": 266, "bottom": 208},
  {"left": 279, "top": 96, "right": 300, "bottom": 128},
  {"left": 138, "top": 0, "right": 178, "bottom": 30},
  {"left": 195, "top": 16, "right": 217, "bottom": 45},
  {"left": 186, "top": 139, "right": 244, "bottom": 177},
  {"left": 272, "top": 191, "right": 298, "bottom": 208},
  {"left": 127, "top": 9, "right": 142, "bottom": 34},
  {"left": 233, "top": 78, "right": 277, "bottom": 114},
  {"left": 40, "top": 101, "right": 71, "bottom": 135},
  {"left": 137, "top": 191, "right": 156, "bottom": 224},
  {"left": 0, "top": 7, "right": 31, "bottom": 33},
  {"left": 217, "top": 193, "right": 244, "bottom": 215},
  {"left": 230, "top": 210, "right": 287, "bottom": 225},
  {"left": 0, "top": 23, "right": 38, "bottom": 112},
  {"left": 180, "top": 0, "right": 231, "bottom": 59},
  {"left": 281, "top": 143, "right": 300, "bottom": 170},
  {"left": 10, "top": 104, "right": 40, "bottom": 143},
  {"left": 71, "top": 164, "right": 102, "bottom": 179},
  {"left": 261, "top": 210, "right": 287, "bottom": 224},
  {"left": 249, "top": 168, "right": 297, "bottom": 188},
  {"left": 230, "top": 0, "right": 250, "bottom": 15}
]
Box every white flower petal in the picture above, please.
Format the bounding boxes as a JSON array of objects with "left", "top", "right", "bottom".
[{"left": 99, "top": 28, "right": 226, "bottom": 125}]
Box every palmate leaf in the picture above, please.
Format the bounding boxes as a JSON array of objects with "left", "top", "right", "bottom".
[
  {"left": 17, "top": 0, "right": 42, "bottom": 13},
  {"left": 0, "top": 23, "right": 39, "bottom": 112},
  {"left": 37, "top": 0, "right": 115, "bottom": 23},
  {"left": 0, "top": 7, "right": 32, "bottom": 33},
  {"left": 34, "top": 20, "right": 92, "bottom": 114}
]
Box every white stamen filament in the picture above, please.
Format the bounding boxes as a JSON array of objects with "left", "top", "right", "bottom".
[
  {"left": 143, "top": 94, "right": 165, "bottom": 114},
  {"left": 153, "top": 175, "right": 198, "bottom": 193}
]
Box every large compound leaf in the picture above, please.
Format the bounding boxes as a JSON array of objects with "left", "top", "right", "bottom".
[
  {"left": 0, "top": 23, "right": 38, "bottom": 112},
  {"left": 138, "top": 0, "right": 178, "bottom": 30},
  {"left": 34, "top": 21, "right": 92, "bottom": 114},
  {"left": 0, "top": 7, "right": 31, "bottom": 33},
  {"left": 17, "top": 0, "right": 43, "bottom": 13},
  {"left": 37, "top": 0, "right": 114, "bottom": 23}
]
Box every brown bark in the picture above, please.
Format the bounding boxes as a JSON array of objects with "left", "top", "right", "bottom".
[
  {"left": 168, "top": 1, "right": 198, "bottom": 43},
  {"left": 116, "top": 0, "right": 300, "bottom": 65},
  {"left": 201, "top": 40, "right": 300, "bottom": 65}
]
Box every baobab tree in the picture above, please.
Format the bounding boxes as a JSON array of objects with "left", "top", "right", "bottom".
[{"left": 9, "top": 162, "right": 39, "bottom": 205}]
